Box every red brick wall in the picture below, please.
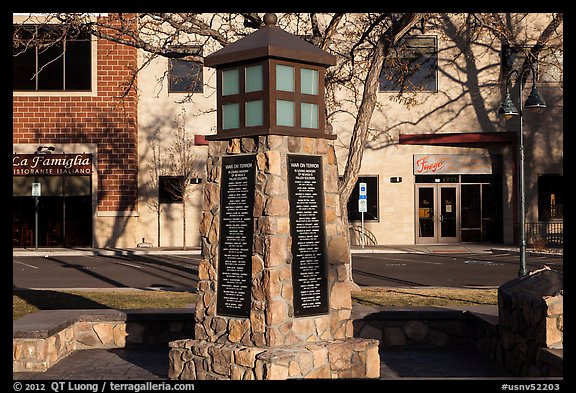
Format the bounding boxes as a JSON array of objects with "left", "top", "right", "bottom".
[{"left": 12, "top": 16, "right": 138, "bottom": 213}]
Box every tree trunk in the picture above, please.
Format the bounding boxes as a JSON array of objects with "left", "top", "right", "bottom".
[
  {"left": 157, "top": 209, "right": 161, "bottom": 247},
  {"left": 182, "top": 199, "right": 187, "bottom": 250},
  {"left": 338, "top": 13, "right": 425, "bottom": 289}
]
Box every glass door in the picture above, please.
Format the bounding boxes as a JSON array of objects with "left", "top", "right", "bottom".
[
  {"left": 416, "top": 184, "right": 459, "bottom": 243},
  {"left": 438, "top": 185, "right": 458, "bottom": 243}
]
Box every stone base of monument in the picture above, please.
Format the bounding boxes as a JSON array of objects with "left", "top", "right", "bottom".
[{"left": 169, "top": 337, "right": 380, "bottom": 380}]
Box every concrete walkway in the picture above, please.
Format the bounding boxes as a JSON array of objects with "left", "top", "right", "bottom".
[{"left": 14, "top": 345, "right": 515, "bottom": 381}]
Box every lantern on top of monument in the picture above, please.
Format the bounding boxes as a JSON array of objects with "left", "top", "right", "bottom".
[{"left": 204, "top": 13, "right": 337, "bottom": 140}]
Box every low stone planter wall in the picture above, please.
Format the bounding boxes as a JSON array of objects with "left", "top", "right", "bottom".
[
  {"left": 169, "top": 338, "right": 380, "bottom": 380},
  {"left": 498, "top": 267, "right": 563, "bottom": 377},
  {"left": 13, "top": 309, "right": 195, "bottom": 372},
  {"left": 13, "top": 310, "right": 126, "bottom": 372},
  {"left": 352, "top": 304, "right": 562, "bottom": 377},
  {"left": 14, "top": 303, "right": 563, "bottom": 377},
  {"left": 353, "top": 307, "right": 498, "bottom": 354}
]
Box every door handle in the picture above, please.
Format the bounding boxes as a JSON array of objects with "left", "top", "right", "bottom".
[{"left": 439, "top": 214, "right": 444, "bottom": 222}]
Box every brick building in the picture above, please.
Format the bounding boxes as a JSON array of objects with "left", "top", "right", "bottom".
[{"left": 13, "top": 14, "right": 138, "bottom": 248}]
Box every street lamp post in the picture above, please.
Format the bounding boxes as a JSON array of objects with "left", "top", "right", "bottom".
[{"left": 498, "top": 64, "right": 546, "bottom": 277}]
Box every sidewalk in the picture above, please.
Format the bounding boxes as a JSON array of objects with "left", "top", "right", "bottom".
[
  {"left": 14, "top": 345, "right": 515, "bottom": 381},
  {"left": 13, "top": 243, "right": 546, "bottom": 257}
]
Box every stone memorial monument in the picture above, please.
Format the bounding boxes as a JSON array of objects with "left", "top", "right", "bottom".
[{"left": 168, "top": 13, "right": 380, "bottom": 380}]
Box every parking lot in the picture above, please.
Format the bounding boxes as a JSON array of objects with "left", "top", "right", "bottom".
[{"left": 13, "top": 247, "right": 562, "bottom": 290}]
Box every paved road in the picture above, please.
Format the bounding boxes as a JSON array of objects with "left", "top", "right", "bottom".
[
  {"left": 351, "top": 251, "right": 562, "bottom": 288},
  {"left": 12, "top": 249, "right": 562, "bottom": 290},
  {"left": 13, "top": 253, "right": 200, "bottom": 289}
]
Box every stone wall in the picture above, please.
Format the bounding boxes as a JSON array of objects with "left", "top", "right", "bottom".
[
  {"left": 498, "top": 266, "right": 563, "bottom": 377},
  {"left": 355, "top": 310, "right": 479, "bottom": 348},
  {"left": 14, "top": 319, "right": 125, "bottom": 372},
  {"left": 196, "top": 136, "right": 353, "bottom": 347},
  {"left": 176, "top": 135, "right": 380, "bottom": 380},
  {"left": 13, "top": 309, "right": 195, "bottom": 372},
  {"left": 169, "top": 338, "right": 379, "bottom": 380}
]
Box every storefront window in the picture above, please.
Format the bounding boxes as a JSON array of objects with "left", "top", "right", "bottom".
[
  {"left": 538, "top": 175, "right": 563, "bottom": 220},
  {"left": 13, "top": 174, "right": 92, "bottom": 247}
]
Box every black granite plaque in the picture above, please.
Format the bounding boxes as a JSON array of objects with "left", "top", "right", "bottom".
[
  {"left": 216, "top": 154, "right": 256, "bottom": 318},
  {"left": 287, "top": 155, "right": 329, "bottom": 317}
]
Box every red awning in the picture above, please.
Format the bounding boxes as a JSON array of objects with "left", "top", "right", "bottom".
[{"left": 399, "top": 132, "right": 517, "bottom": 146}]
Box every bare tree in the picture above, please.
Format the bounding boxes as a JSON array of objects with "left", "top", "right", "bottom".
[
  {"left": 144, "top": 127, "right": 167, "bottom": 247},
  {"left": 144, "top": 110, "right": 203, "bottom": 249},
  {"left": 165, "top": 109, "right": 203, "bottom": 250}
]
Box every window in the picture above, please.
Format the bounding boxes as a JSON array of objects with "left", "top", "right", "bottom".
[
  {"left": 246, "top": 100, "right": 263, "bottom": 127},
  {"left": 222, "top": 103, "right": 240, "bottom": 130},
  {"left": 538, "top": 175, "right": 563, "bottom": 220},
  {"left": 301, "top": 103, "right": 318, "bottom": 128},
  {"left": 159, "top": 176, "right": 185, "bottom": 203},
  {"left": 218, "top": 63, "right": 266, "bottom": 132},
  {"left": 13, "top": 25, "right": 92, "bottom": 91},
  {"left": 379, "top": 36, "right": 438, "bottom": 92},
  {"left": 347, "top": 176, "right": 379, "bottom": 221},
  {"left": 168, "top": 47, "right": 203, "bottom": 93}
]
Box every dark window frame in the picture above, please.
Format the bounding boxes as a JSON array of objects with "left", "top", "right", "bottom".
[
  {"left": 379, "top": 35, "right": 438, "bottom": 93},
  {"left": 347, "top": 175, "right": 379, "bottom": 222},
  {"left": 13, "top": 24, "right": 92, "bottom": 92},
  {"left": 158, "top": 176, "right": 185, "bottom": 204},
  {"left": 537, "top": 174, "right": 563, "bottom": 221},
  {"left": 168, "top": 46, "right": 204, "bottom": 94}
]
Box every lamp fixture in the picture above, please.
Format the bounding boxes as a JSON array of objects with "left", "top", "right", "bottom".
[
  {"left": 497, "top": 61, "right": 547, "bottom": 278},
  {"left": 524, "top": 83, "right": 547, "bottom": 112},
  {"left": 36, "top": 145, "right": 55, "bottom": 154},
  {"left": 497, "top": 90, "right": 519, "bottom": 119}
]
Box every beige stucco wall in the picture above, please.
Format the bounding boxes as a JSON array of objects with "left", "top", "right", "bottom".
[{"left": 132, "top": 13, "right": 562, "bottom": 248}]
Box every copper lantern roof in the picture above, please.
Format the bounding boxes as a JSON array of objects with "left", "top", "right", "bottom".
[{"left": 204, "top": 14, "right": 336, "bottom": 68}]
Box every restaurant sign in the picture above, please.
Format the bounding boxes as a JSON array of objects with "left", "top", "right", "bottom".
[
  {"left": 413, "top": 154, "right": 494, "bottom": 175},
  {"left": 13, "top": 153, "right": 93, "bottom": 176}
]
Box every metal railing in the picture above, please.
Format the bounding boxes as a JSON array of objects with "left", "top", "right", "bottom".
[
  {"left": 348, "top": 224, "right": 378, "bottom": 246},
  {"left": 525, "top": 221, "right": 563, "bottom": 248}
]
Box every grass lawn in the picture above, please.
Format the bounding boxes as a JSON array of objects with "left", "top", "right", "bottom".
[
  {"left": 13, "top": 289, "right": 197, "bottom": 320},
  {"left": 13, "top": 286, "right": 498, "bottom": 320},
  {"left": 351, "top": 287, "right": 498, "bottom": 307}
]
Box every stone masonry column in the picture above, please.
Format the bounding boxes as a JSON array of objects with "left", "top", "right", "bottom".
[
  {"left": 168, "top": 135, "right": 379, "bottom": 380},
  {"left": 169, "top": 13, "right": 379, "bottom": 379}
]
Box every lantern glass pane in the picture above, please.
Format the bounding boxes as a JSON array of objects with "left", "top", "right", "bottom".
[
  {"left": 222, "top": 69, "right": 239, "bottom": 95},
  {"left": 276, "top": 100, "right": 294, "bottom": 127},
  {"left": 245, "top": 65, "right": 263, "bottom": 92},
  {"left": 246, "top": 100, "right": 263, "bottom": 127},
  {"left": 222, "top": 103, "right": 240, "bottom": 129},
  {"left": 301, "top": 68, "right": 319, "bottom": 95},
  {"left": 276, "top": 65, "right": 294, "bottom": 92},
  {"left": 301, "top": 103, "right": 318, "bottom": 128}
]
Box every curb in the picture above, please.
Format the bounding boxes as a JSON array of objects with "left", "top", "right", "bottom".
[{"left": 13, "top": 248, "right": 201, "bottom": 257}]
